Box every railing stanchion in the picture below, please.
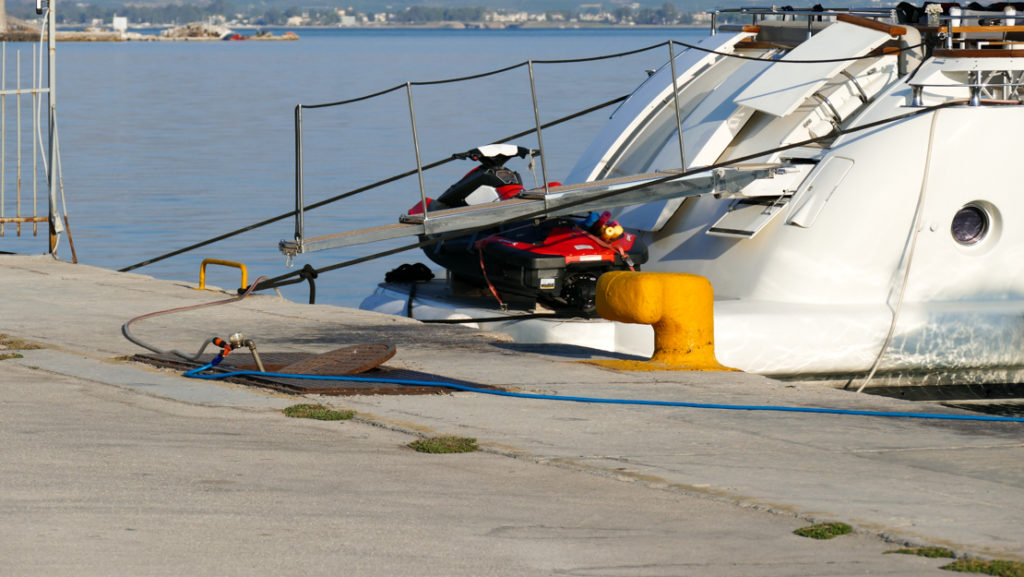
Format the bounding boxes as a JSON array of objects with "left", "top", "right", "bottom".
[
  {"left": 32, "top": 45, "right": 38, "bottom": 236},
  {"left": 406, "top": 82, "right": 429, "bottom": 220},
  {"left": 1, "top": 43, "right": 6, "bottom": 238},
  {"left": 527, "top": 61, "right": 550, "bottom": 197},
  {"left": 18, "top": 51, "right": 23, "bottom": 237},
  {"left": 668, "top": 41, "right": 686, "bottom": 172},
  {"left": 46, "top": 4, "right": 59, "bottom": 252},
  {"left": 294, "top": 105, "right": 304, "bottom": 248}
]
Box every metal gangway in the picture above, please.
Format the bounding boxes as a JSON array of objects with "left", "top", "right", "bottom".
[
  {"left": 279, "top": 39, "right": 790, "bottom": 259},
  {"left": 0, "top": 1, "right": 67, "bottom": 259},
  {"left": 278, "top": 165, "right": 781, "bottom": 256},
  {"left": 278, "top": 9, "right": 900, "bottom": 261}
]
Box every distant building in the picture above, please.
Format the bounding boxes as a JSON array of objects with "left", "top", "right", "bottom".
[
  {"left": 112, "top": 15, "right": 128, "bottom": 33},
  {"left": 486, "top": 11, "right": 529, "bottom": 23},
  {"left": 579, "top": 11, "right": 612, "bottom": 22}
]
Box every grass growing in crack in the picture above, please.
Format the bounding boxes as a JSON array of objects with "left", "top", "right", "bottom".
[
  {"left": 0, "top": 352, "right": 24, "bottom": 360},
  {"left": 883, "top": 547, "right": 1024, "bottom": 575},
  {"left": 793, "top": 522, "right": 852, "bottom": 540},
  {"left": 0, "top": 334, "right": 42, "bottom": 350},
  {"left": 408, "top": 436, "right": 478, "bottom": 454},
  {"left": 887, "top": 547, "right": 956, "bottom": 558},
  {"left": 282, "top": 404, "right": 354, "bottom": 421},
  {"left": 941, "top": 559, "right": 1024, "bottom": 577}
]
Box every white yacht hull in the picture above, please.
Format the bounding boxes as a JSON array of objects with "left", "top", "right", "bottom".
[{"left": 362, "top": 283, "right": 1024, "bottom": 383}]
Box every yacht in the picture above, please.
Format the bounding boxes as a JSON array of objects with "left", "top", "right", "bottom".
[{"left": 291, "top": 6, "right": 1024, "bottom": 385}]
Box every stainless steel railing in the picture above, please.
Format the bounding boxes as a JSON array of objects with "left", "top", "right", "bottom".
[
  {"left": 710, "top": 6, "right": 895, "bottom": 35},
  {"left": 0, "top": 43, "right": 47, "bottom": 239},
  {"left": 287, "top": 41, "right": 686, "bottom": 255},
  {"left": 0, "top": 2, "right": 65, "bottom": 258}
]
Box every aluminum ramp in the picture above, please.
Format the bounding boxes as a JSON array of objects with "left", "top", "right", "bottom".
[{"left": 279, "top": 164, "right": 783, "bottom": 256}]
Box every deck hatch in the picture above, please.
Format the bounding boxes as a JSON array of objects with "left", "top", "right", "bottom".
[{"left": 707, "top": 197, "right": 791, "bottom": 239}]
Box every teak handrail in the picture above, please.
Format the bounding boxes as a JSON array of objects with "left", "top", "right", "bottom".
[{"left": 837, "top": 13, "right": 907, "bottom": 36}]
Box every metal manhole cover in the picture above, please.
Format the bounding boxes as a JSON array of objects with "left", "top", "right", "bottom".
[{"left": 280, "top": 343, "right": 395, "bottom": 375}]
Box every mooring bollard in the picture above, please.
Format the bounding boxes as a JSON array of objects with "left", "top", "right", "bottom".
[{"left": 593, "top": 271, "right": 736, "bottom": 371}]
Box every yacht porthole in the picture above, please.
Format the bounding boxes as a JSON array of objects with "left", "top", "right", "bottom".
[{"left": 951, "top": 204, "right": 989, "bottom": 246}]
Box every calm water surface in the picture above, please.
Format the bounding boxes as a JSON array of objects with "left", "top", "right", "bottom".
[{"left": 6, "top": 27, "right": 708, "bottom": 307}]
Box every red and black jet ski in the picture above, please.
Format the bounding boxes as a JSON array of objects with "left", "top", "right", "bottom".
[{"left": 406, "top": 144, "right": 647, "bottom": 316}]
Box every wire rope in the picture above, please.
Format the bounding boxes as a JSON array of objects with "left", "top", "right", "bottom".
[
  {"left": 854, "top": 109, "right": 940, "bottom": 392},
  {"left": 299, "top": 42, "right": 668, "bottom": 109}
]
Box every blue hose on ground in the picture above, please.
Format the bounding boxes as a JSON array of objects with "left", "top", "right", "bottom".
[{"left": 183, "top": 364, "right": 1024, "bottom": 423}]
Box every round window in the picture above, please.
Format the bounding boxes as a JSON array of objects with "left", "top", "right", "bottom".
[{"left": 951, "top": 205, "right": 988, "bottom": 246}]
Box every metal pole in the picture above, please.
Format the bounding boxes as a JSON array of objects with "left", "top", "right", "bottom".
[
  {"left": 668, "top": 42, "right": 686, "bottom": 172},
  {"left": 527, "top": 61, "right": 549, "bottom": 193},
  {"left": 1, "top": 43, "right": 5, "bottom": 238},
  {"left": 47, "top": 0, "right": 58, "bottom": 253},
  {"left": 897, "top": 31, "right": 908, "bottom": 76},
  {"left": 969, "top": 71, "right": 981, "bottom": 106},
  {"left": 406, "top": 82, "right": 428, "bottom": 217},
  {"left": 18, "top": 50, "right": 22, "bottom": 237},
  {"left": 32, "top": 45, "right": 38, "bottom": 236},
  {"left": 293, "top": 105, "right": 304, "bottom": 247}
]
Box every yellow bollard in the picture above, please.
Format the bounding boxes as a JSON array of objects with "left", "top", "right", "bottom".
[{"left": 591, "top": 271, "right": 736, "bottom": 371}]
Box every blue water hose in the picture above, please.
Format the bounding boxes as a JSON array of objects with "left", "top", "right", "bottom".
[{"left": 183, "top": 364, "right": 1024, "bottom": 423}]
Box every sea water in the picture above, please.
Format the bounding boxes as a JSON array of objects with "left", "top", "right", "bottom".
[{"left": 4, "top": 27, "right": 707, "bottom": 307}]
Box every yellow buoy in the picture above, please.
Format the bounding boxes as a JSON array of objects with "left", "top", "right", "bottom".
[{"left": 592, "top": 271, "right": 736, "bottom": 371}]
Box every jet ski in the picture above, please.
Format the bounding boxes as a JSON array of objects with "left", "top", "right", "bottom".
[{"left": 406, "top": 144, "right": 647, "bottom": 315}]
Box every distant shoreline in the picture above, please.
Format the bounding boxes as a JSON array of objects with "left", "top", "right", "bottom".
[
  {"left": 223, "top": 22, "right": 706, "bottom": 30},
  {"left": 0, "top": 21, "right": 707, "bottom": 42}
]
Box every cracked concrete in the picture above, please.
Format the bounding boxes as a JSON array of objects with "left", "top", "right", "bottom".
[{"left": 2, "top": 254, "right": 1022, "bottom": 575}]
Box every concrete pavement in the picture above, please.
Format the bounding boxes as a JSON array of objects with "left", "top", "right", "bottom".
[{"left": 2, "top": 254, "right": 1023, "bottom": 575}]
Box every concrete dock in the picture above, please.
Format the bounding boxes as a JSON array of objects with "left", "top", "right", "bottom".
[{"left": 2, "top": 254, "right": 1022, "bottom": 576}]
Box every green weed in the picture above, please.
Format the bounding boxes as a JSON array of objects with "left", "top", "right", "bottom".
[
  {"left": 941, "top": 558, "right": 1024, "bottom": 577},
  {"left": 0, "top": 334, "right": 41, "bottom": 350},
  {"left": 282, "top": 404, "right": 354, "bottom": 421},
  {"left": 887, "top": 547, "right": 956, "bottom": 558},
  {"left": 793, "top": 522, "right": 852, "bottom": 540},
  {"left": 408, "top": 436, "right": 478, "bottom": 454}
]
